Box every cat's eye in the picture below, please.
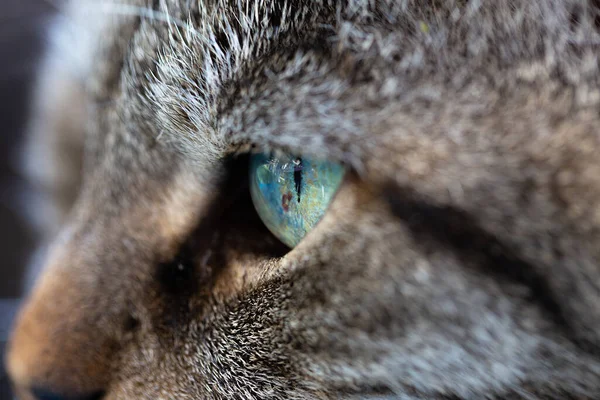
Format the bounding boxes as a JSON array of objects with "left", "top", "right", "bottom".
[{"left": 249, "top": 152, "right": 345, "bottom": 248}]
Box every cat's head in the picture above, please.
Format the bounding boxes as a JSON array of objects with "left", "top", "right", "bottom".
[{"left": 6, "top": 1, "right": 600, "bottom": 399}]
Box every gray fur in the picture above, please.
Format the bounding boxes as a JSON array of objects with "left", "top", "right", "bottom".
[{"left": 6, "top": 0, "right": 600, "bottom": 399}]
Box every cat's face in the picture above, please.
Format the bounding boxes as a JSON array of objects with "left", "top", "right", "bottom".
[{"left": 6, "top": 0, "right": 600, "bottom": 399}]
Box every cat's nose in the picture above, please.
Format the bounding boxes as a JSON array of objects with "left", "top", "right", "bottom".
[
  {"left": 5, "top": 264, "right": 116, "bottom": 400},
  {"left": 31, "top": 388, "right": 105, "bottom": 400}
]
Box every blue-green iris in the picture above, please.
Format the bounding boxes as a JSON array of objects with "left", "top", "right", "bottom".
[{"left": 249, "top": 153, "right": 345, "bottom": 248}]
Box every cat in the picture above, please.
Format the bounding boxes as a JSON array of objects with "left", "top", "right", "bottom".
[{"left": 6, "top": 0, "right": 600, "bottom": 398}]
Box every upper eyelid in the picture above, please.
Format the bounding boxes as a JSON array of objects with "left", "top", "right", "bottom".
[
  {"left": 242, "top": 146, "right": 351, "bottom": 172},
  {"left": 149, "top": 44, "right": 353, "bottom": 168}
]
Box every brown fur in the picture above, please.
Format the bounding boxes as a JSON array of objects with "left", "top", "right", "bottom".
[{"left": 6, "top": 0, "right": 600, "bottom": 398}]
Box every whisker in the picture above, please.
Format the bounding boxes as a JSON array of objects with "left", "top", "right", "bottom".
[
  {"left": 36, "top": 0, "right": 206, "bottom": 86},
  {"left": 41, "top": 0, "right": 200, "bottom": 34},
  {"left": 87, "top": 1, "right": 197, "bottom": 33}
]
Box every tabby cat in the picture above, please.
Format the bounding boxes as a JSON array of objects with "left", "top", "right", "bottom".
[{"left": 6, "top": 0, "right": 600, "bottom": 399}]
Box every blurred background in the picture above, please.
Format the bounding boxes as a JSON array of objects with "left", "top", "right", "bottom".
[{"left": 0, "top": 0, "right": 55, "bottom": 397}]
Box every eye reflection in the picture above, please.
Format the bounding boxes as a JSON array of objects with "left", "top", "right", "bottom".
[{"left": 249, "top": 152, "right": 345, "bottom": 248}]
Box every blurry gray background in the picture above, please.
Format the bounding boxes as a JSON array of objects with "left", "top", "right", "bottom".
[{"left": 0, "top": 0, "right": 55, "bottom": 397}]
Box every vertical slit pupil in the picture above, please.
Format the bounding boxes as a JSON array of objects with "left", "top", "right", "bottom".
[{"left": 294, "top": 157, "right": 303, "bottom": 202}]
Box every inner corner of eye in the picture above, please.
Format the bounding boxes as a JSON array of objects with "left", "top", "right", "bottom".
[{"left": 248, "top": 151, "right": 345, "bottom": 249}]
